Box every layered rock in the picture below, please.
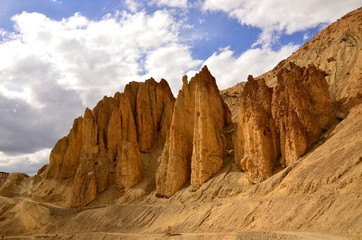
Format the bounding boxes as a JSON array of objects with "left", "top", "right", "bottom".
[
  {"left": 114, "top": 93, "right": 141, "bottom": 188},
  {"left": 46, "top": 79, "right": 175, "bottom": 207},
  {"left": 46, "top": 117, "right": 83, "bottom": 179},
  {"left": 191, "top": 68, "right": 231, "bottom": 189},
  {"left": 156, "top": 66, "right": 231, "bottom": 197},
  {"left": 272, "top": 62, "right": 335, "bottom": 166},
  {"left": 0, "top": 172, "right": 10, "bottom": 189},
  {"left": 136, "top": 78, "right": 174, "bottom": 152},
  {"left": 234, "top": 63, "right": 335, "bottom": 183},
  {"left": 233, "top": 76, "right": 279, "bottom": 183}
]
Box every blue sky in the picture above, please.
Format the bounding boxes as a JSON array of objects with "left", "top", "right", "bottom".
[{"left": 0, "top": 0, "right": 360, "bottom": 175}]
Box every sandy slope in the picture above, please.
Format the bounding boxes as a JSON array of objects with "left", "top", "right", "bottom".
[
  {"left": 1, "top": 232, "right": 354, "bottom": 240},
  {"left": 1, "top": 8, "right": 362, "bottom": 240}
]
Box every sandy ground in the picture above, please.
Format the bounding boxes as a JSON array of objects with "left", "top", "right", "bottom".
[{"left": 2, "top": 231, "right": 356, "bottom": 240}]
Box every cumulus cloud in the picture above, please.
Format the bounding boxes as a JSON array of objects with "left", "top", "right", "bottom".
[
  {"left": 203, "top": 0, "right": 361, "bottom": 46},
  {"left": 125, "top": 0, "right": 140, "bottom": 12},
  {"left": 125, "top": 0, "right": 188, "bottom": 11},
  {"left": 201, "top": 44, "right": 299, "bottom": 90},
  {"left": 144, "top": 43, "right": 202, "bottom": 93},
  {"left": 5, "top": 10, "right": 191, "bottom": 107},
  {"left": 151, "top": 0, "right": 188, "bottom": 8},
  {"left": 0, "top": 149, "right": 50, "bottom": 176},
  {"left": 0, "top": 10, "right": 201, "bottom": 174}
]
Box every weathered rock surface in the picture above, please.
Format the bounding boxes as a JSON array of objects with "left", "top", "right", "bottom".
[
  {"left": 233, "top": 76, "right": 279, "bottom": 183},
  {"left": 234, "top": 63, "right": 335, "bottom": 183},
  {"left": 46, "top": 117, "right": 83, "bottom": 179},
  {"left": 254, "top": 8, "right": 362, "bottom": 115},
  {"left": 136, "top": 78, "right": 175, "bottom": 152},
  {"left": 0, "top": 173, "right": 31, "bottom": 197},
  {"left": 224, "top": 8, "right": 362, "bottom": 119},
  {"left": 156, "top": 66, "right": 231, "bottom": 197},
  {"left": 0, "top": 172, "right": 9, "bottom": 188},
  {"left": 272, "top": 63, "right": 335, "bottom": 166},
  {"left": 46, "top": 79, "right": 175, "bottom": 207},
  {"left": 191, "top": 68, "right": 231, "bottom": 189}
]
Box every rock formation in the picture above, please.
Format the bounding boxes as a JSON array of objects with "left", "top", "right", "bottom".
[
  {"left": 156, "top": 66, "right": 231, "bottom": 197},
  {"left": 272, "top": 62, "right": 335, "bottom": 166},
  {"left": 2, "top": 7, "right": 362, "bottom": 239},
  {"left": 233, "top": 76, "right": 279, "bottom": 183},
  {"left": 46, "top": 117, "right": 83, "bottom": 179},
  {"left": 0, "top": 172, "right": 10, "bottom": 188},
  {"left": 253, "top": 8, "right": 362, "bottom": 115},
  {"left": 0, "top": 173, "right": 31, "bottom": 197},
  {"left": 46, "top": 79, "right": 175, "bottom": 207},
  {"left": 136, "top": 78, "right": 175, "bottom": 152},
  {"left": 234, "top": 63, "right": 335, "bottom": 183}
]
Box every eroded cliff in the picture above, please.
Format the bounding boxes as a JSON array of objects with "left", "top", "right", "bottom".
[
  {"left": 156, "top": 66, "right": 231, "bottom": 197},
  {"left": 46, "top": 79, "right": 175, "bottom": 207},
  {"left": 234, "top": 63, "right": 335, "bottom": 183}
]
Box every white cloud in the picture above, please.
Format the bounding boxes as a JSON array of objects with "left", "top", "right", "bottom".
[
  {"left": 125, "top": 0, "right": 141, "bottom": 12},
  {"left": 144, "top": 43, "right": 202, "bottom": 93},
  {"left": 151, "top": 0, "right": 188, "bottom": 8},
  {"left": 303, "top": 32, "right": 310, "bottom": 41},
  {"left": 125, "top": 0, "right": 188, "bottom": 10},
  {"left": 202, "top": 44, "right": 299, "bottom": 90},
  {"left": 0, "top": 10, "right": 201, "bottom": 174},
  {"left": 4, "top": 10, "right": 186, "bottom": 107},
  {"left": 203, "top": 0, "right": 361, "bottom": 46},
  {"left": 0, "top": 149, "right": 50, "bottom": 176}
]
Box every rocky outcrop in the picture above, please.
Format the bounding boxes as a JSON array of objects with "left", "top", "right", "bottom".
[
  {"left": 0, "top": 172, "right": 9, "bottom": 188},
  {"left": 46, "top": 79, "right": 175, "bottom": 207},
  {"left": 114, "top": 93, "right": 141, "bottom": 188},
  {"left": 252, "top": 8, "right": 362, "bottom": 114},
  {"left": 191, "top": 68, "right": 231, "bottom": 189},
  {"left": 234, "top": 63, "right": 335, "bottom": 183},
  {"left": 46, "top": 117, "right": 83, "bottom": 179},
  {"left": 0, "top": 173, "right": 31, "bottom": 197},
  {"left": 272, "top": 62, "right": 335, "bottom": 166},
  {"left": 233, "top": 76, "right": 279, "bottom": 183},
  {"left": 136, "top": 78, "right": 175, "bottom": 152},
  {"left": 156, "top": 66, "right": 231, "bottom": 197}
]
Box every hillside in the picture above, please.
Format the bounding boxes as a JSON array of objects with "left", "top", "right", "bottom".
[{"left": 0, "top": 7, "right": 361, "bottom": 240}]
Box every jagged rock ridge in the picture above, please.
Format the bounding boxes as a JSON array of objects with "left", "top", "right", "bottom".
[
  {"left": 234, "top": 63, "right": 335, "bottom": 183},
  {"left": 258, "top": 8, "right": 362, "bottom": 114},
  {"left": 1, "top": 7, "right": 362, "bottom": 239},
  {"left": 233, "top": 76, "right": 279, "bottom": 183},
  {"left": 156, "top": 66, "right": 231, "bottom": 197},
  {"left": 46, "top": 78, "right": 175, "bottom": 207},
  {"left": 272, "top": 63, "right": 335, "bottom": 166},
  {"left": 44, "top": 63, "right": 337, "bottom": 201}
]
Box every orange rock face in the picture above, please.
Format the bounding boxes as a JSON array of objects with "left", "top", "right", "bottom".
[
  {"left": 47, "top": 79, "right": 175, "bottom": 207},
  {"left": 191, "top": 68, "right": 231, "bottom": 189},
  {"left": 156, "top": 66, "right": 231, "bottom": 197},
  {"left": 272, "top": 62, "right": 335, "bottom": 166},
  {"left": 233, "top": 76, "right": 279, "bottom": 183},
  {"left": 234, "top": 63, "right": 335, "bottom": 183},
  {"left": 46, "top": 117, "right": 83, "bottom": 179},
  {"left": 136, "top": 78, "right": 174, "bottom": 152}
]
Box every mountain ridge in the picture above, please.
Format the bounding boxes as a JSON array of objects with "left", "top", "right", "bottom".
[{"left": 0, "top": 7, "right": 361, "bottom": 240}]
